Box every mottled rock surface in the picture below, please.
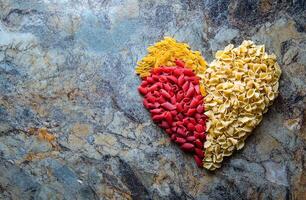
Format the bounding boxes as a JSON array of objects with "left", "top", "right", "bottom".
[{"left": 0, "top": 0, "right": 305, "bottom": 199}]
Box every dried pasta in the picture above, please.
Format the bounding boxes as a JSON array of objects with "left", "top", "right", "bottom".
[
  {"left": 135, "top": 37, "right": 207, "bottom": 78},
  {"left": 201, "top": 40, "right": 281, "bottom": 170}
]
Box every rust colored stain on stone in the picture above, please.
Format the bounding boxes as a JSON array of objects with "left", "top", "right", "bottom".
[{"left": 28, "top": 127, "right": 56, "bottom": 143}]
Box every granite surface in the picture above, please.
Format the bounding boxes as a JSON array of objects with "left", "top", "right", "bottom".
[{"left": 0, "top": 0, "right": 305, "bottom": 199}]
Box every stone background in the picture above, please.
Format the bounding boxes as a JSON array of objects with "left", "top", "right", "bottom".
[{"left": 0, "top": 0, "right": 305, "bottom": 199}]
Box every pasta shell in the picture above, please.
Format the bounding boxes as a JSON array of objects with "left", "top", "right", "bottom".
[{"left": 246, "top": 89, "right": 255, "bottom": 98}]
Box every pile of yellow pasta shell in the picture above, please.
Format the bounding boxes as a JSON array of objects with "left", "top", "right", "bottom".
[{"left": 201, "top": 40, "right": 281, "bottom": 170}]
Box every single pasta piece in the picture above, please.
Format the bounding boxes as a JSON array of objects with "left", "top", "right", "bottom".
[
  {"left": 135, "top": 37, "right": 207, "bottom": 78},
  {"left": 202, "top": 40, "right": 281, "bottom": 170}
]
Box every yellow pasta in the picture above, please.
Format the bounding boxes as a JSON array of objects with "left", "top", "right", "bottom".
[
  {"left": 202, "top": 40, "right": 281, "bottom": 170},
  {"left": 135, "top": 37, "right": 207, "bottom": 78}
]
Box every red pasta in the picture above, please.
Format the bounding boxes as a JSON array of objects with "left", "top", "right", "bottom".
[{"left": 138, "top": 60, "right": 207, "bottom": 167}]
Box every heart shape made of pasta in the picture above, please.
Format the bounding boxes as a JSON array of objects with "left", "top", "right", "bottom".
[{"left": 136, "top": 37, "right": 281, "bottom": 170}]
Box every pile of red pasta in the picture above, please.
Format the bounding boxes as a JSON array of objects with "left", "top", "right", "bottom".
[
  {"left": 138, "top": 60, "right": 207, "bottom": 167},
  {"left": 135, "top": 37, "right": 281, "bottom": 170}
]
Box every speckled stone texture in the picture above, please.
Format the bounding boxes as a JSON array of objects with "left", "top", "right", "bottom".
[{"left": 0, "top": 0, "right": 305, "bottom": 199}]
